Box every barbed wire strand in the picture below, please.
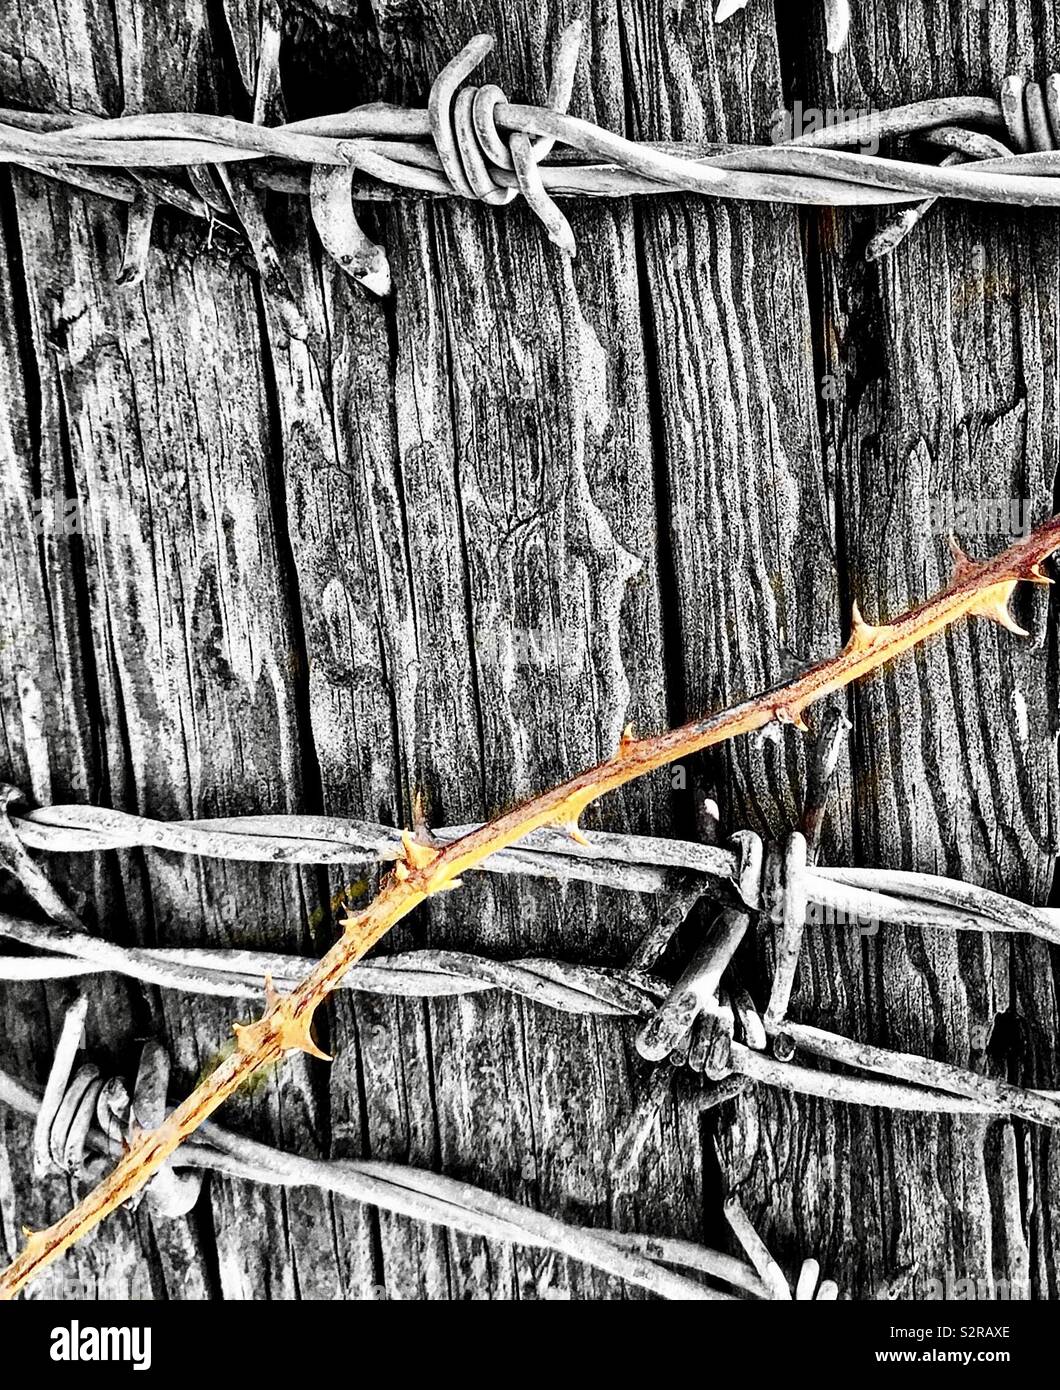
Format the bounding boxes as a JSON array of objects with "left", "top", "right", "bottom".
[
  {"left": 4, "top": 768, "right": 1060, "bottom": 1128},
  {"left": 0, "top": 1043, "right": 770, "bottom": 1302},
  {"left": 3, "top": 718, "right": 1060, "bottom": 1298},
  {"left": 8, "top": 795, "right": 1060, "bottom": 943},
  {"left": 5, "top": 21, "right": 1060, "bottom": 290},
  {"left": 2, "top": 902, "right": 1057, "bottom": 1126}
]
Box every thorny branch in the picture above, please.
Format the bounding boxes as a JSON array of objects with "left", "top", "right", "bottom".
[{"left": 2, "top": 519, "right": 1060, "bottom": 1298}]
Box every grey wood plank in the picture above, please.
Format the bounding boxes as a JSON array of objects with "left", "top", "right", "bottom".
[
  {"left": 0, "top": 161, "right": 174, "bottom": 1302},
  {"left": 0, "top": 1, "right": 215, "bottom": 1300},
  {"left": 4, "top": 0, "right": 1056, "bottom": 1304},
  {"left": 618, "top": 1, "right": 889, "bottom": 1292},
  {"left": 788, "top": 0, "right": 1060, "bottom": 1297},
  {"left": 0, "top": 0, "right": 344, "bottom": 1299},
  {"left": 244, "top": 0, "right": 709, "bottom": 1298}
]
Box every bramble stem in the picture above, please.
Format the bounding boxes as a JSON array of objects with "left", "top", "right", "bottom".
[{"left": 2, "top": 517, "right": 1059, "bottom": 1299}]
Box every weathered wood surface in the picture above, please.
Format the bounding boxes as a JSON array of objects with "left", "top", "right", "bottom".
[
  {"left": 787, "top": 0, "right": 1059, "bottom": 1300},
  {"left": 0, "top": 0, "right": 1058, "bottom": 1299},
  {"left": 1, "top": 0, "right": 344, "bottom": 1299}
]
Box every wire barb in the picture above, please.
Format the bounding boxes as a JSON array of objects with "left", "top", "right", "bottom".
[{"left": 29, "top": 999, "right": 203, "bottom": 1218}]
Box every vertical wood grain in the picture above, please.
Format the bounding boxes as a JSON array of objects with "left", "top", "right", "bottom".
[
  {"left": 0, "top": 0, "right": 345, "bottom": 1299},
  {"left": 793, "top": 0, "right": 1060, "bottom": 1297},
  {"left": 0, "top": 0, "right": 1058, "bottom": 1303},
  {"left": 239, "top": 0, "right": 710, "bottom": 1299}
]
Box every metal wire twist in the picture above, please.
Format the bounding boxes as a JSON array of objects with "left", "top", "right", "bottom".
[
  {"left": 611, "top": 711, "right": 1060, "bottom": 1177},
  {"left": 6, "top": 19, "right": 1060, "bottom": 290},
  {"left": 1001, "top": 74, "right": 1060, "bottom": 153},
  {"left": 418, "top": 25, "right": 582, "bottom": 253},
  {"left": 28, "top": 996, "right": 202, "bottom": 1218},
  {"left": 6, "top": 787, "right": 1060, "bottom": 944},
  {"left": 5, "top": 1006, "right": 837, "bottom": 1300},
  {"left": 2, "top": 723, "right": 1059, "bottom": 1147},
  {"left": 1, "top": 707, "right": 1057, "bottom": 1291}
]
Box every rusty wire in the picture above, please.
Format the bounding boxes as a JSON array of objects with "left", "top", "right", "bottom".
[{"left": 5, "top": 22, "right": 1060, "bottom": 292}]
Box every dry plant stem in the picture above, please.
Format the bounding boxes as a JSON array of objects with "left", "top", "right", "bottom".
[{"left": 3, "top": 519, "right": 1060, "bottom": 1298}]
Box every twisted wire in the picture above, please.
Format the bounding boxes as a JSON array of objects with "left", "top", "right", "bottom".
[
  {"left": 1000, "top": 74, "right": 1060, "bottom": 153},
  {"left": 6, "top": 24, "right": 1060, "bottom": 288},
  {"left": 626, "top": 832, "right": 1060, "bottom": 1127},
  {"left": 3, "top": 698, "right": 1060, "bottom": 1272},
  {"left": 3, "top": 768, "right": 1059, "bottom": 1294},
  {"left": 0, "top": 909, "right": 663, "bottom": 1015},
  {"left": 616, "top": 708, "right": 1060, "bottom": 1148},
  {"left": 7, "top": 798, "right": 733, "bottom": 895},
  {"left": 27, "top": 998, "right": 202, "bottom": 1218},
  {"left": 4, "top": 84, "right": 1046, "bottom": 203},
  {"left": 0, "top": 1010, "right": 771, "bottom": 1302},
  {"left": 3, "top": 845, "right": 1058, "bottom": 1132},
  {"left": 7, "top": 792, "right": 1060, "bottom": 945},
  {"left": 866, "top": 72, "right": 1060, "bottom": 257}
]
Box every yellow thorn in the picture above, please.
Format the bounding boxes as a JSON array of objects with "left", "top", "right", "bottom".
[
  {"left": 1026, "top": 560, "right": 1053, "bottom": 586},
  {"left": 548, "top": 786, "right": 596, "bottom": 835},
  {"left": 842, "top": 600, "right": 891, "bottom": 659},
  {"left": 19, "top": 1225, "right": 49, "bottom": 1258},
  {"left": 618, "top": 722, "right": 636, "bottom": 756},
  {"left": 412, "top": 788, "right": 428, "bottom": 831},
  {"left": 264, "top": 971, "right": 281, "bottom": 1012},
  {"left": 277, "top": 1008, "right": 332, "bottom": 1062},
  {"left": 438, "top": 877, "right": 464, "bottom": 892},
  {"left": 232, "top": 1013, "right": 274, "bottom": 1055},
  {"left": 971, "top": 579, "right": 1028, "bottom": 636},
  {"left": 775, "top": 703, "right": 808, "bottom": 732},
  {"left": 394, "top": 860, "right": 409, "bottom": 882},
  {"left": 401, "top": 829, "right": 437, "bottom": 871},
  {"left": 565, "top": 821, "right": 590, "bottom": 846},
  {"left": 847, "top": 599, "right": 878, "bottom": 654},
  {"left": 948, "top": 535, "right": 976, "bottom": 581}
]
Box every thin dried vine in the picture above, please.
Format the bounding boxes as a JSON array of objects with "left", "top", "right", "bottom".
[{"left": 1, "top": 519, "right": 1059, "bottom": 1298}]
